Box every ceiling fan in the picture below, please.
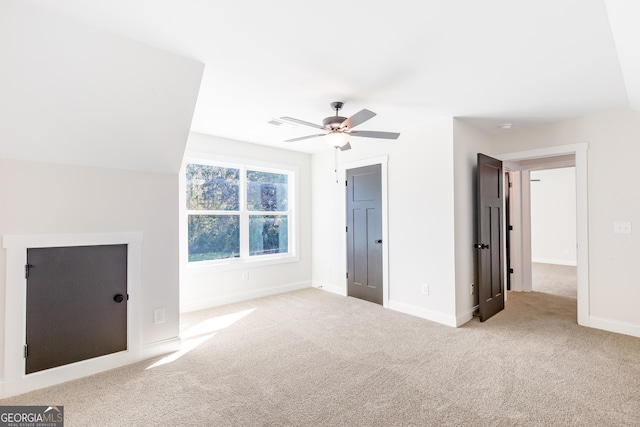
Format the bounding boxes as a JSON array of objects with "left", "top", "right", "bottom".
[{"left": 280, "top": 102, "right": 400, "bottom": 151}]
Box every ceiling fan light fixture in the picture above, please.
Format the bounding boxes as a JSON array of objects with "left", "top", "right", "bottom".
[
  {"left": 281, "top": 102, "right": 399, "bottom": 147},
  {"left": 325, "top": 131, "right": 348, "bottom": 148}
]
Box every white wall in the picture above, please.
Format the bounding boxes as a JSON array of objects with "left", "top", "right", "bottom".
[
  {"left": 452, "top": 119, "right": 493, "bottom": 323},
  {"left": 310, "top": 148, "right": 344, "bottom": 295},
  {"left": 530, "top": 167, "right": 577, "bottom": 265},
  {"left": 0, "top": 158, "right": 181, "bottom": 380},
  {"left": 0, "top": 0, "right": 203, "bottom": 392},
  {"left": 489, "top": 108, "right": 640, "bottom": 336},
  {"left": 179, "top": 133, "right": 312, "bottom": 312},
  {"left": 311, "top": 118, "right": 459, "bottom": 326}
]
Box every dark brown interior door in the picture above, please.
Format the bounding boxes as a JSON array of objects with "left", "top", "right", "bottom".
[
  {"left": 25, "top": 244, "right": 128, "bottom": 374},
  {"left": 476, "top": 154, "right": 505, "bottom": 321},
  {"left": 346, "top": 164, "right": 383, "bottom": 305},
  {"left": 505, "top": 171, "right": 512, "bottom": 291}
]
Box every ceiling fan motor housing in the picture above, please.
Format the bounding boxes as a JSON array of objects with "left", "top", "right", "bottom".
[{"left": 323, "top": 116, "right": 348, "bottom": 130}]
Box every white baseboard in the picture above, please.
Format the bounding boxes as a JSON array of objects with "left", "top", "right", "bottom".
[
  {"left": 388, "top": 300, "right": 457, "bottom": 327},
  {"left": 311, "top": 280, "right": 346, "bottom": 296},
  {"left": 142, "top": 337, "right": 182, "bottom": 360},
  {"left": 588, "top": 316, "right": 640, "bottom": 339},
  {"left": 456, "top": 305, "right": 479, "bottom": 326},
  {"left": 532, "top": 258, "right": 577, "bottom": 266},
  {"left": 0, "top": 337, "right": 183, "bottom": 398},
  {"left": 180, "top": 281, "right": 311, "bottom": 313},
  {"left": 0, "top": 348, "right": 141, "bottom": 399}
]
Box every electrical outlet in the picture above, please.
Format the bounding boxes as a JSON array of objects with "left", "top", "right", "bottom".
[
  {"left": 153, "top": 308, "right": 165, "bottom": 324},
  {"left": 421, "top": 283, "right": 429, "bottom": 295},
  {"left": 470, "top": 283, "right": 474, "bottom": 295},
  {"left": 242, "top": 271, "right": 249, "bottom": 281},
  {"left": 614, "top": 222, "right": 632, "bottom": 234}
]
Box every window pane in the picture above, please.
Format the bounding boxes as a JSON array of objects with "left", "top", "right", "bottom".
[
  {"left": 186, "top": 164, "right": 240, "bottom": 210},
  {"left": 249, "top": 215, "right": 288, "bottom": 256},
  {"left": 246, "top": 170, "right": 288, "bottom": 211},
  {"left": 188, "top": 215, "right": 240, "bottom": 262}
]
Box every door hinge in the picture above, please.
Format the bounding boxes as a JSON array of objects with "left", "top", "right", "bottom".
[
  {"left": 345, "top": 180, "right": 348, "bottom": 187},
  {"left": 509, "top": 268, "right": 514, "bottom": 274},
  {"left": 25, "top": 264, "right": 33, "bottom": 279},
  {"left": 346, "top": 226, "right": 348, "bottom": 232},
  {"left": 509, "top": 225, "right": 513, "bottom": 231},
  {"left": 24, "top": 344, "right": 28, "bottom": 358},
  {"left": 346, "top": 272, "right": 348, "bottom": 279}
]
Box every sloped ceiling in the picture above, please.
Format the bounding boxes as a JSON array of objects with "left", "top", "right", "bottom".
[
  {"left": 4, "top": 0, "right": 639, "bottom": 156},
  {"left": 0, "top": 1, "right": 204, "bottom": 173},
  {"left": 605, "top": 0, "right": 640, "bottom": 111}
]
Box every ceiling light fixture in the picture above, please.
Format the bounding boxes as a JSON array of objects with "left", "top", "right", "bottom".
[
  {"left": 325, "top": 131, "right": 349, "bottom": 148},
  {"left": 500, "top": 123, "right": 513, "bottom": 130}
]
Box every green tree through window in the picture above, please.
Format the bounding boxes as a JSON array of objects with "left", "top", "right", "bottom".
[{"left": 186, "top": 162, "right": 292, "bottom": 263}]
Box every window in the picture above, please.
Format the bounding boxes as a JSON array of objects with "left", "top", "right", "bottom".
[{"left": 185, "top": 159, "right": 295, "bottom": 265}]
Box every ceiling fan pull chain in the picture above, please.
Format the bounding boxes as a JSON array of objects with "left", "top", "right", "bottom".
[{"left": 334, "top": 148, "right": 339, "bottom": 183}]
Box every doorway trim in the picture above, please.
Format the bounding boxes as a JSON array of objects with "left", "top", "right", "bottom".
[
  {"left": 339, "top": 156, "right": 389, "bottom": 307},
  {"left": 2, "top": 232, "right": 142, "bottom": 398},
  {"left": 496, "top": 143, "right": 588, "bottom": 326}
]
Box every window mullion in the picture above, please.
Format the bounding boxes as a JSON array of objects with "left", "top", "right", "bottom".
[
  {"left": 239, "top": 166, "right": 250, "bottom": 259},
  {"left": 186, "top": 210, "right": 236, "bottom": 215}
]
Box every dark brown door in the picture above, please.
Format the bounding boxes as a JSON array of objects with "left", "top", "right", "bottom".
[
  {"left": 476, "top": 154, "right": 504, "bottom": 321},
  {"left": 346, "top": 164, "right": 383, "bottom": 305},
  {"left": 505, "top": 171, "right": 512, "bottom": 291},
  {"left": 25, "top": 244, "right": 128, "bottom": 374}
]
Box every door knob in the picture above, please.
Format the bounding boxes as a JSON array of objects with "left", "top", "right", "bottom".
[
  {"left": 375, "top": 239, "right": 383, "bottom": 244},
  {"left": 113, "top": 294, "right": 125, "bottom": 303}
]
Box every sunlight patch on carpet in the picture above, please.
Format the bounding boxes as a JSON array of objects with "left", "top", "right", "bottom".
[
  {"left": 181, "top": 308, "right": 256, "bottom": 339},
  {"left": 147, "top": 308, "right": 256, "bottom": 369}
]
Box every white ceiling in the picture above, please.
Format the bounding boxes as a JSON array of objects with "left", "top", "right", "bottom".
[
  {"left": 0, "top": 1, "right": 203, "bottom": 173},
  {"left": 15, "top": 0, "right": 640, "bottom": 153}
]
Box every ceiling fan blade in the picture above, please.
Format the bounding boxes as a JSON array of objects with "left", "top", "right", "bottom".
[
  {"left": 284, "top": 133, "right": 326, "bottom": 142},
  {"left": 348, "top": 130, "right": 400, "bottom": 140},
  {"left": 339, "top": 142, "right": 352, "bottom": 151},
  {"left": 341, "top": 109, "right": 376, "bottom": 130},
  {"left": 280, "top": 117, "right": 325, "bottom": 130}
]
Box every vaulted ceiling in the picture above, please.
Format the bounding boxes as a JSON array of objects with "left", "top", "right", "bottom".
[{"left": 3, "top": 0, "right": 639, "bottom": 162}]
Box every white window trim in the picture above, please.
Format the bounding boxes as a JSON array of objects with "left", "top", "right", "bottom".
[{"left": 180, "top": 152, "right": 299, "bottom": 272}]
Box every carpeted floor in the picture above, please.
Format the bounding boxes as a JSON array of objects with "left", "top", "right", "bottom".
[
  {"left": 2, "top": 288, "right": 639, "bottom": 426},
  {"left": 532, "top": 262, "right": 577, "bottom": 298}
]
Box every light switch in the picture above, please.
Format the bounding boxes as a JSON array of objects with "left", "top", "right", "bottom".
[
  {"left": 154, "top": 307, "right": 165, "bottom": 324},
  {"left": 614, "top": 222, "right": 632, "bottom": 234}
]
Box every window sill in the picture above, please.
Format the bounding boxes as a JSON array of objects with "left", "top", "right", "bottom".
[{"left": 184, "top": 253, "right": 299, "bottom": 274}]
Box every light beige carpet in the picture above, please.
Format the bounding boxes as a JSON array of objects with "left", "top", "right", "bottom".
[
  {"left": 532, "top": 262, "right": 577, "bottom": 298},
  {"left": 2, "top": 288, "right": 639, "bottom": 426}
]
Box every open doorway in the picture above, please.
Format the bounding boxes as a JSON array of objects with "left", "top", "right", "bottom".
[
  {"left": 498, "top": 143, "right": 588, "bottom": 326},
  {"left": 530, "top": 167, "right": 577, "bottom": 299}
]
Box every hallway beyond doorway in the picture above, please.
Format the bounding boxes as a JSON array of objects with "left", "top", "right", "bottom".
[{"left": 532, "top": 262, "right": 577, "bottom": 298}]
